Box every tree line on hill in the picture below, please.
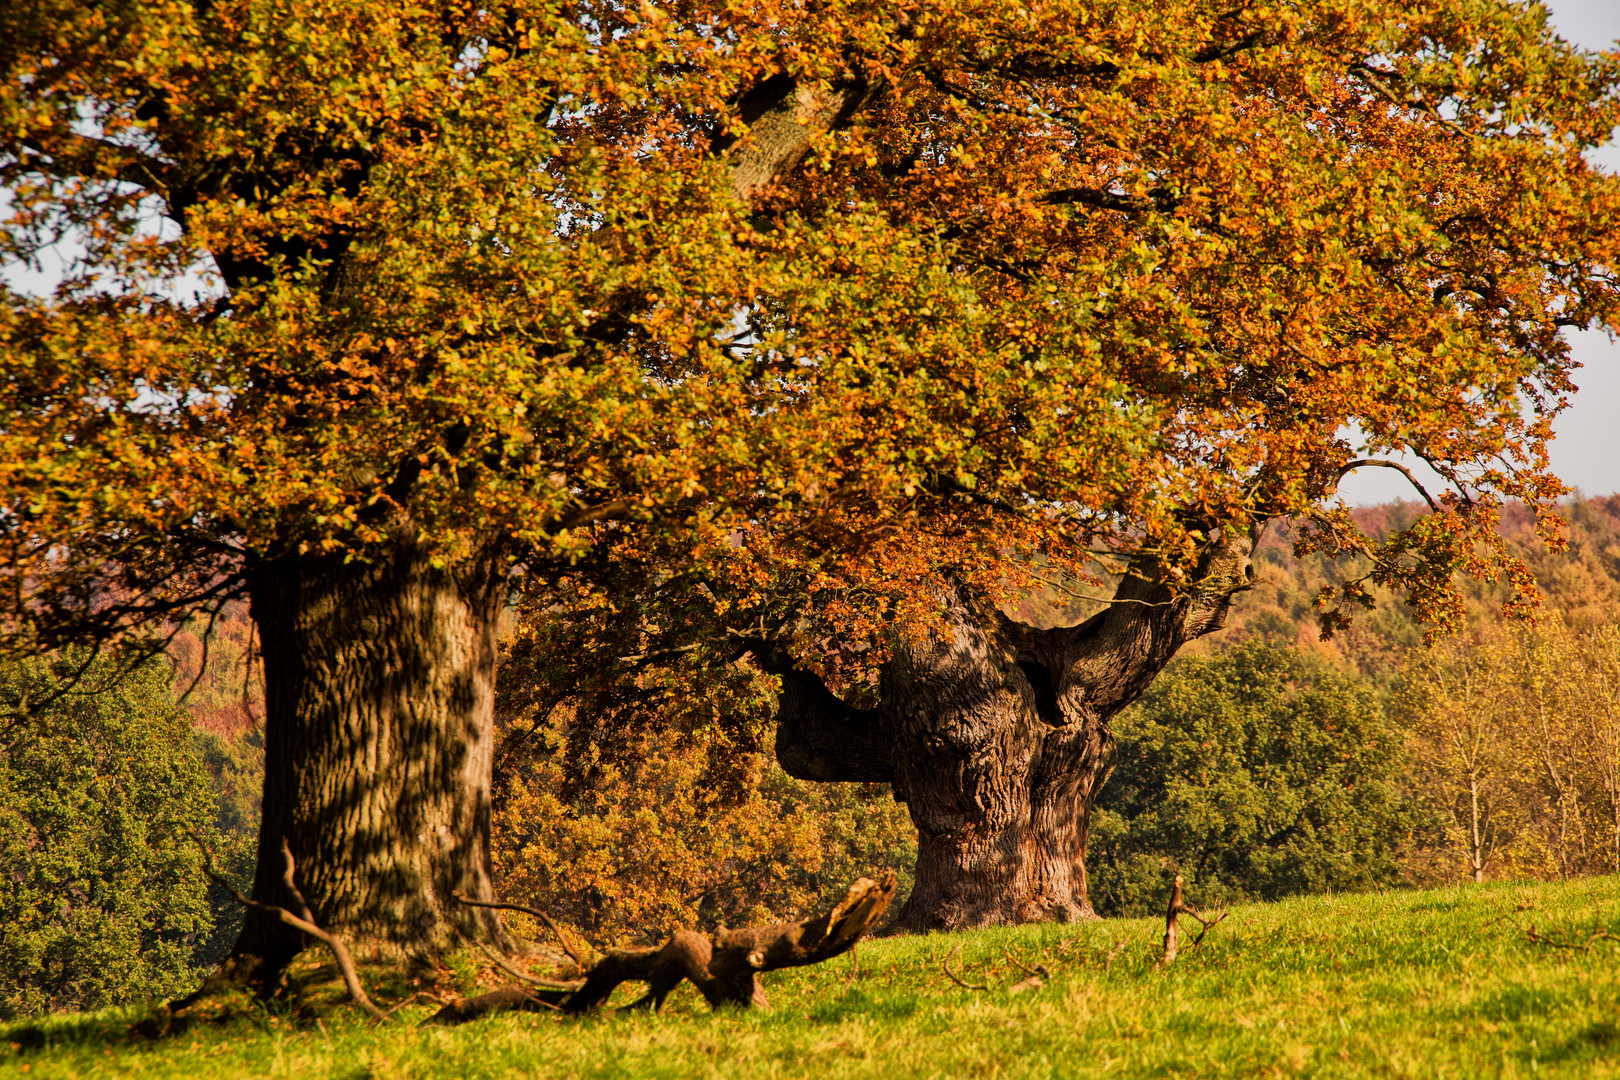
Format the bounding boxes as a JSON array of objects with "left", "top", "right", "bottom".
[{"left": 6, "top": 498, "right": 1619, "bottom": 1018}]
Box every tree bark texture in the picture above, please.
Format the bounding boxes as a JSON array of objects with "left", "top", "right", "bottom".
[
  {"left": 773, "top": 530, "right": 1259, "bottom": 931},
  {"left": 225, "top": 543, "right": 514, "bottom": 984}
]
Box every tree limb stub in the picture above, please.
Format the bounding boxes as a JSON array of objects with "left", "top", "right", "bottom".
[
  {"left": 1154, "top": 875, "right": 1228, "bottom": 971},
  {"left": 428, "top": 872, "right": 898, "bottom": 1025}
]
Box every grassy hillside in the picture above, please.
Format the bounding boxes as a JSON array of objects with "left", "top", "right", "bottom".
[{"left": 8, "top": 876, "right": 1618, "bottom": 1079}]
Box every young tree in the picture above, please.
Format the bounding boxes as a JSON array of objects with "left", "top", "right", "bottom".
[
  {"left": 1400, "top": 636, "right": 1520, "bottom": 882},
  {"left": 3, "top": 0, "right": 1617, "bottom": 986}
]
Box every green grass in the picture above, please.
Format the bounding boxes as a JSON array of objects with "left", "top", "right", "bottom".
[{"left": 8, "top": 877, "right": 1620, "bottom": 1078}]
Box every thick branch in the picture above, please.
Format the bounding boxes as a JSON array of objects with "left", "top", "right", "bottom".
[
  {"left": 766, "top": 661, "right": 893, "bottom": 783},
  {"left": 721, "top": 74, "right": 872, "bottom": 204},
  {"left": 1013, "top": 523, "right": 1262, "bottom": 723}
]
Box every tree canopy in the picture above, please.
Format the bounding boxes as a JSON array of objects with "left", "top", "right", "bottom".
[
  {"left": 0, "top": 652, "right": 230, "bottom": 1018},
  {"left": 4, "top": 0, "right": 1617, "bottom": 662}
]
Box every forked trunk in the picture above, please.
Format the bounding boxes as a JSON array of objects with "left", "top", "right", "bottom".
[
  {"left": 223, "top": 543, "right": 514, "bottom": 986},
  {"left": 773, "top": 529, "right": 1258, "bottom": 930}
]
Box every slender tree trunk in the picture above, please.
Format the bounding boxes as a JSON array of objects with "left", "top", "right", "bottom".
[
  {"left": 772, "top": 528, "right": 1259, "bottom": 930},
  {"left": 1468, "top": 773, "right": 1486, "bottom": 883},
  {"left": 220, "top": 541, "right": 515, "bottom": 987}
]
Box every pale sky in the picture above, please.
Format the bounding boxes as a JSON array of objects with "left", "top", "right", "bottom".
[{"left": 1339, "top": 0, "right": 1620, "bottom": 505}]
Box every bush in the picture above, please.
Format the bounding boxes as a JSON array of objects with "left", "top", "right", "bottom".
[
  {"left": 1088, "top": 643, "right": 1410, "bottom": 916},
  {"left": 493, "top": 715, "right": 915, "bottom": 945},
  {"left": 0, "top": 652, "right": 233, "bottom": 1018}
]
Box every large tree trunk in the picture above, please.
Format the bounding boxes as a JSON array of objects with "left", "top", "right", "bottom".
[
  {"left": 222, "top": 542, "right": 515, "bottom": 987},
  {"left": 773, "top": 529, "right": 1259, "bottom": 930}
]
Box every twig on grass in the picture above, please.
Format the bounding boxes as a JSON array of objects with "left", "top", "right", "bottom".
[
  {"left": 185, "top": 830, "right": 388, "bottom": 1021},
  {"left": 471, "top": 939, "right": 585, "bottom": 990},
  {"left": 382, "top": 992, "right": 426, "bottom": 1019},
  {"left": 942, "top": 945, "right": 990, "bottom": 991},
  {"left": 1002, "top": 948, "right": 1050, "bottom": 993},
  {"left": 1484, "top": 906, "right": 1618, "bottom": 954}
]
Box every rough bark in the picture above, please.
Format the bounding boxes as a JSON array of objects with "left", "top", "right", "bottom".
[
  {"left": 719, "top": 73, "right": 872, "bottom": 204},
  {"left": 218, "top": 541, "right": 516, "bottom": 988},
  {"left": 772, "top": 528, "right": 1260, "bottom": 931}
]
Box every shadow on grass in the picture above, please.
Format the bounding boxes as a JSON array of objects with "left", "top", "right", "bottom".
[
  {"left": 1538, "top": 1020, "right": 1619, "bottom": 1067},
  {"left": 2, "top": 992, "right": 293, "bottom": 1057},
  {"left": 804, "top": 989, "right": 918, "bottom": 1025}
]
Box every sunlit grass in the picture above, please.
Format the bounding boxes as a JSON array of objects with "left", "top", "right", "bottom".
[{"left": 8, "top": 876, "right": 1620, "bottom": 1078}]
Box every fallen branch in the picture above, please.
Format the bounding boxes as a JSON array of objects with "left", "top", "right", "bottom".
[
  {"left": 186, "top": 831, "right": 387, "bottom": 1021},
  {"left": 1004, "top": 949, "right": 1050, "bottom": 995},
  {"left": 941, "top": 945, "right": 989, "bottom": 991},
  {"left": 428, "top": 871, "right": 898, "bottom": 1025},
  {"left": 1154, "top": 875, "right": 1228, "bottom": 971},
  {"left": 1525, "top": 926, "right": 1617, "bottom": 952}
]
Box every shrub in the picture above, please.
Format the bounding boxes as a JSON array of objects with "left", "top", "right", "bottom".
[
  {"left": 1088, "top": 643, "right": 1410, "bottom": 916},
  {"left": 0, "top": 652, "right": 231, "bottom": 1018}
]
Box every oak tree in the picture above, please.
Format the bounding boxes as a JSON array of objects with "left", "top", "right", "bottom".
[{"left": 3, "top": 0, "right": 1618, "bottom": 986}]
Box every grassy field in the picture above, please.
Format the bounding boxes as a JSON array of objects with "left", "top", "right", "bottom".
[{"left": 6, "top": 876, "right": 1619, "bottom": 1079}]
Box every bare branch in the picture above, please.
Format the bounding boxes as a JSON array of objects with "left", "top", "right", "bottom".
[
  {"left": 1336, "top": 458, "right": 1441, "bottom": 513},
  {"left": 1348, "top": 63, "right": 1471, "bottom": 139},
  {"left": 452, "top": 892, "right": 592, "bottom": 970},
  {"left": 471, "top": 939, "right": 584, "bottom": 991}
]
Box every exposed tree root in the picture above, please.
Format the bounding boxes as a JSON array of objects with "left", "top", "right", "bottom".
[
  {"left": 426, "top": 871, "right": 897, "bottom": 1025},
  {"left": 1154, "top": 875, "right": 1228, "bottom": 971}
]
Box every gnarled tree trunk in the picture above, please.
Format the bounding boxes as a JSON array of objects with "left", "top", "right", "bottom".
[
  {"left": 221, "top": 542, "right": 517, "bottom": 987},
  {"left": 773, "top": 528, "right": 1259, "bottom": 930}
]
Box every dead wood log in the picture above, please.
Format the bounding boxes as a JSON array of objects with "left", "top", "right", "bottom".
[
  {"left": 1154, "top": 875, "right": 1228, "bottom": 971},
  {"left": 427, "top": 871, "right": 897, "bottom": 1025}
]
